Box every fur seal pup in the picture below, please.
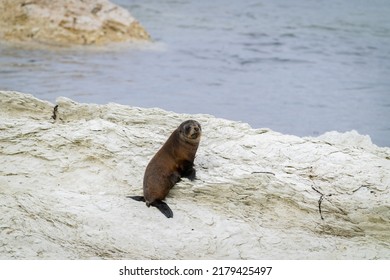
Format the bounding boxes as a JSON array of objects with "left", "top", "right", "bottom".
[{"left": 129, "top": 120, "right": 201, "bottom": 218}]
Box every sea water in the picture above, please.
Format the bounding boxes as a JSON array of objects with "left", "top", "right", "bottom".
[{"left": 0, "top": 0, "right": 389, "bottom": 147}]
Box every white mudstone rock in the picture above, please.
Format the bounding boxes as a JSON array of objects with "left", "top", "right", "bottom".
[{"left": 0, "top": 91, "right": 389, "bottom": 259}]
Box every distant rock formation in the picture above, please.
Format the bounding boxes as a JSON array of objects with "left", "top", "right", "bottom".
[{"left": 0, "top": 0, "right": 150, "bottom": 46}]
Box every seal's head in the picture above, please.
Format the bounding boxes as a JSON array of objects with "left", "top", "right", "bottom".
[{"left": 179, "top": 120, "right": 202, "bottom": 143}]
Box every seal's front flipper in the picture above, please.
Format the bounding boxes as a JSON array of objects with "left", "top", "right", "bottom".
[
  {"left": 152, "top": 200, "right": 173, "bottom": 218},
  {"left": 127, "top": 195, "right": 145, "bottom": 202},
  {"left": 181, "top": 167, "right": 196, "bottom": 181}
]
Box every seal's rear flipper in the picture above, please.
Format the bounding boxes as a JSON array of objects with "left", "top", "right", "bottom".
[
  {"left": 152, "top": 201, "right": 173, "bottom": 218},
  {"left": 127, "top": 196, "right": 145, "bottom": 202}
]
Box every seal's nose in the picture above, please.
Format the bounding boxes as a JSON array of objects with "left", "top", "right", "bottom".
[{"left": 194, "top": 126, "right": 199, "bottom": 132}]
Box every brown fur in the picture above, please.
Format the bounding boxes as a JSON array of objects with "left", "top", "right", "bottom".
[{"left": 129, "top": 120, "right": 201, "bottom": 218}]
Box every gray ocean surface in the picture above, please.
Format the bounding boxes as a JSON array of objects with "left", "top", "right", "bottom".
[{"left": 1, "top": 0, "right": 389, "bottom": 147}]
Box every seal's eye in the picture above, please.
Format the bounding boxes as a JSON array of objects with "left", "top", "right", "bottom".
[{"left": 185, "top": 126, "right": 191, "bottom": 134}]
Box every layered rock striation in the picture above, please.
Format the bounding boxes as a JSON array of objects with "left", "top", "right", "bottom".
[{"left": 0, "top": 91, "right": 389, "bottom": 259}]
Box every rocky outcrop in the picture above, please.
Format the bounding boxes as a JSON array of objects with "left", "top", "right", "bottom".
[
  {"left": 0, "top": 91, "right": 389, "bottom": 259},
  {"left": 0, "top": 0, "right": 150, "bottom": 46}
]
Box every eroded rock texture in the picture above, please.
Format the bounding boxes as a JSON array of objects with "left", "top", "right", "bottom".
[
  {"left": 0, "top": 91, "right": 389, "bottom": 259},
  {"left": 0, "top": 0, "right": 150, "bottom": 46}
]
